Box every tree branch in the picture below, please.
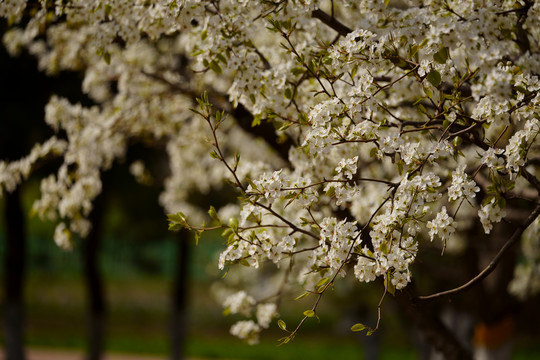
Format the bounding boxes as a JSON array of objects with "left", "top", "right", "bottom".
[
  {"left": 311, "top": 8, "right": 352, "bottom": 37},
  {"left": 418, "top": 203, "right": 540, "bottom": 302},
  {"left": 521, "top": 168, "right": 540, "bottom": 194},
  {"left": 142, "top": 70, "right": 294, "bottom": 162}
]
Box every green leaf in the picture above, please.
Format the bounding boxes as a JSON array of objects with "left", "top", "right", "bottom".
[
  {"left": 303, "top": 310, "right": 316, "bottom": 318},
  {"left": 384, "top": 273, "right": 396, "bottom": 296},
  {"left": 316, "top": 277, "right": 330, "bottom": 288},
  {"left": 167, "top": 212, "right": 188, "bottom": 231},
  {"left": 208, "top": 206, "right": 220, "bottom": 224},
  {"left": 433, "top": 46, "right": 450, "bottom": 64},
  {"left": 221, "top": 228, "right": 232, "bottom": 238},
  {"left": 167, "top": 212, "right": 185, "bottom": 223},
  {"left": 412, "top": 98, "right": 424, "bottom": 106},
  {"left": 426, "top": 70, "right": 441, "bottom": 88},
  {"left": 351, "top": 323, "right": 367, "bottom": 332},
  {"left": 514, "top": 85, "right": 529, "bottom": 95},
  {"left": 278, "top": 122, "right": 292, "bottom": 131},
  {"left": 284, "top": 88, "right": 292, "bottom": 99},
  {"left": 278, "top": 319, "right": 287, "bottom": 331},
  {"left": 500, "top": 28, "right": 513, "bottom": 40},
  {"left": 442, "top": 118, "right": 450, "bottom": 129},
  {"left": 239, "top": 258, "right": 250, "bottom": 266},
  {"left": 506, "top": 181, "right": 515, "bottom": 191},
  {"left": 423, "top": 86, "right": 433, "bottom": 99},
  {"left": 229, "top": 217, "right": 239, "bottom": 232},
  {"left": 103, "top": 51, "right": 111, "bottom": 65},
  {"left": 409, "top": 44, "right": 419, "bottom": 58},
  {"left": 278, "top": 336, "right": 292, "bottom": 345},
  {"left": 294, "top": 292, "right": 310, "bottom": 300},
  {"left": 397, "top": 161, "right": 404, "bottom": 176},
  {"left": 483, "top": 195, "right": 495, "bottom": 206},
  {"left": 325, "top": 186, "right": 335, "bottom": 197},
  {"left": 216, "top": 53, "right": 227, "bottom": 65},
  {"left": 252, "top": 114, "right": 262, "bottom": 127},
  {"left": 291, "top": 67, "right": 305, "bottom": 76},
  {"left": 350, "top": 64, "right": 358, "bottom": 79},
  {"left": 209, "top": 60, "right": 222, "bottom": 74},
  {"left": 168, "top": 223, "right": 182, "bottom": 231}
]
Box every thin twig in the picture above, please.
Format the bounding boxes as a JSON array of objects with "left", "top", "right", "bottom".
[{"left": 418, "top": 203, "right": 540, "bottom": 302}]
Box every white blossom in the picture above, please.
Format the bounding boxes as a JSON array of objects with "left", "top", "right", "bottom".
[
  {"left": 223, "top": 291, "right": 255, "bottom": 317},
  {"left": 427, "top": 207, "right": 456, "bottom": 243},
  {"left": 448, "top": 165, "right": 480, "bottom": 201},
  {"left": 478, "top": 199, "right": 506, "bottom": 234},
  {"left": 256, "top": 303, "right": 277, "bottom": 328},
  {"left": 230, "top": 320, "right": 261, "bottom": 345}
]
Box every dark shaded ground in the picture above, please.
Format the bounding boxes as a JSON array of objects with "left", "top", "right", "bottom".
[{"left": 0, "top": 348, "right": 210, "bottom": 360}]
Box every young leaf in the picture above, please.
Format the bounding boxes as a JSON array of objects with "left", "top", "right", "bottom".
[
  {"left": 229, "top": 217, "right": 239, "bottom": 232},
  {"left": 284, "top": 88, "right": 292, "bottom": 99},
  {"left": 351, "top": 323, "right": 367, "bottom": 332},
  {"left": 194, "top": 231, "right": 201, "bottom": 246},
  {"left": 278, "top": 319, "right": 287, "bottom": 331},
  {"left": 426, "top": 70, "right": 441, "bottom": 88},
  {"left": 384, "top": 273, "right": 396, "bottom": 296},
  {"left": 103, "top": 51, "right": 111, "bottom": 65},
  {"left": 209, "top": 60, "right": 222, "bottom": 74},
  {"left": 252, "top": 114, "right": 262, "bottom": 127},
  {"left": 316, "top": 277, "right": 330, "bottom": 288},
  {"left": 208, "top": 206, "right": 221, "bottom": 224},
  {"left": 303, "top": 310, "right": 316, "bottom": 318},
  {"left": 294, "top": 292, "right": 310, "bottom": 300},
  {"left": 433, "top": 46, "right": 450, "bottom": 64}
]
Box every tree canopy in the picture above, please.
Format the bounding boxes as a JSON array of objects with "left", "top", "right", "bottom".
[{"left": 1, "top": 1, "right": 540, "bottom": 357}]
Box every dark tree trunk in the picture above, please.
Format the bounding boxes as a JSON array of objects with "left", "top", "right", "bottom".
[
  {"left": 471, "top": 221, "right": 518, "bottom": 360},
  {"left": 2, "top": 187, "right": 27, "bottom": 360},
  {"left": 83, "top": 196, "right": 107, "bottom": 360},
  {"left": 395, "top": 287, "right": 473, "bottom": 360},
  {"left": 170, "top": 230, "right": 190, "bottom": 360}
]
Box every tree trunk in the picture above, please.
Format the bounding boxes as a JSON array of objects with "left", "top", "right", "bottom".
[
  {"left": 395, "top": 287, "right": 472, "bottom": 360},
  {"left": 83, "top": 196, "right": 106, "bottom": 360},
  {"left": 170, "top": 230, "right": 190, "bottom": 360},
  {"left": 471, "top": 221, "right": 518, "bottom": 360},
  {"left": 2, "top": 187, "right": 27, "bottom": 360}
]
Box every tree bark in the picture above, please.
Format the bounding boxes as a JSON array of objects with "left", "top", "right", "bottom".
[
  {"left": 2, "top": 187, "right": 27, "bottom": 360},
  {"left": 395, "top": 287, "right": 472, "bottom": 360},
  {"left": 170, "top": 230, "right": 190, "bottom": 360},
  {"left": 83, "top": 195, "right": 106, "bottom": 360}
]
